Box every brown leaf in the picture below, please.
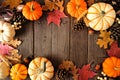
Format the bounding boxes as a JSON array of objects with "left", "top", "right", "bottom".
[
  {"left": 2, "top": 0, "right": 22, "bottom": 9},
  {"left": 42, "top": 0, "right": 64, "bottom": 12}
]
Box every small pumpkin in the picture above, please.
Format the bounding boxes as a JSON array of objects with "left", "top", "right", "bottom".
[
  {"left": 28, "top": 57, "right": 54, "bottom": 80},
  {"left": 67, "top": 0, "right": 87, "bottom": 18},
  {"left": 103, "top": 57, "right": 120, "bottom": 78},
  {"left": 10, "top": 64, "right": 28, "bottom": 80},
  {"left": 22, "top": 1, "right": 42, "bottom": 21},
  {"left": 0, "top": 62, "right": 10, "bottom": 79},
  {"left": 86, "top": 2, "right": 116, "bottom": 31},
  {"left": 0, "top": 21, "right": 15, "bottom": 42}
]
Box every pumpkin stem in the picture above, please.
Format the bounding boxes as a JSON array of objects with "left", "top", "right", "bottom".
[
  {"left": 100, "top": 11, "right": 105, "bottom": 17},
  {"left": 30, "top": 2, "right": 34, "bottom": 12},
  {"left": 76, "top": 5, "right": 80, "bottom": 10},
  {"left": 0, "top": 30, "right": 4, "bottom": 33},
  {"left": 114, "top": 67, "right": 120, "bottom": 71},
  {"left": 39, "top": 62, "right": 46, "bottom": 73}
]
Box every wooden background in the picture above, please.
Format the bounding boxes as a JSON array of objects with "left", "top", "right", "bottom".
[{"left": 11, "top": 0, "right": 108, "bottom": 80}]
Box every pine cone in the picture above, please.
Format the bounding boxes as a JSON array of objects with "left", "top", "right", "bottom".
[
  {"left": 108, "top": 23, "right": 120, "bottom": 40},
  {"left": 56, "top": 69, "right": 71, "bottom": 80},
  {"left": 73, "top": 18, "right": 86, "bottom": 31},
  {"left": 11, "top": 12, "right": 27, "bottom": 29}
]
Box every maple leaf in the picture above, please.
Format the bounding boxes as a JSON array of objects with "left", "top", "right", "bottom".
[
  {"left": 47, "top": 10, "right": 67, "bottom": 27},
  {"left": 42, "top": 0, "right": 64, "bottom": 12},
  {"left": 2, "top": 0, "right": 22, "bottom": 9},
  {"left": 0, "top": 43, "right": 13, "bottom": 55},
  {"left": 78, "top": 64, "right": 96, "bottom": 80},
  {"left": 107, "top": 41, "right": 120, "bottom": 58},
  {"left": 96, "top": 30, "right": 114, "bottom": 49}
]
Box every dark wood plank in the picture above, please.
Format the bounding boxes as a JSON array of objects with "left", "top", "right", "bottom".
[
  {"left": 16, "top": 22, "right": 34, "bottom": 58},
  {"left": 88, "top": 33, "right": 107, "bottom": 64},
  {"left": 51, "top": 0, "right": 70, "bottom": 70},
  {"left": 70, "top": 19, "right": 88, "bottom": 67}
]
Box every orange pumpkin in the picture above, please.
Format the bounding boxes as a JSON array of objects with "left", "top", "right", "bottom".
[
  {"left": 67, "top": 0, "right": 87, "bottom": 18},
  {"left": 102, "top": 57, "right": 120, "bottom": 78},
  {"left": 10, "top": 64, "right": 28, "bottom": 80},
  {"left": 22, "top": 1, "right": 42, "bottom": 21}
]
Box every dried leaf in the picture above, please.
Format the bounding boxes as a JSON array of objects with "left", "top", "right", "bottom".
[
  {"left": 0, "top": 43, "right": 13, "bottom": 55},
  {"left": 42, "top": 0, "right": 64, "bottom": 12},
  {"left": 107, "top": 41, "right": 120, "bottom": 58},
  {"left": 3, "top": 39, "right": 22, "bottom": 48},
  {"left": 59, "top": 60, "right": 78, "bottom": 80},
  {"left": 78, "top": 64, "right": 96, "bottom": 80},
  {"left": 47, "top": 10, "right": 67, "bottom": 27},
  {"left": 2, "top": 0, "right": 22, "bottom": 9},
  {"left": 96, "top": 30, "right": 114, "bottom": 49}
]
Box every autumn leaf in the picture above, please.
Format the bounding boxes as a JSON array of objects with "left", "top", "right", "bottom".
[
  {"left": 107, "top": 41, "right": 120, "bottom": 58},
  {"left": 3, "top": 39, "right": 22, "bottom": 48},
  {"left": 47, "top": 10, "right": 67, "bottom": 27},
  {"left": 78, "top": 64, "right": 96, "bottom": 80},
  {"left": 42, "top": 0, "right": 64, "bottom": 12},
  {"left": 96, "top": 30, "right": 114, "bottom": 49},
  {"left": 0, "top": 43, "right": 13, "bottom": 55},
  {"left": 2, "top": 0, "right": 22, "bottom": 9}
]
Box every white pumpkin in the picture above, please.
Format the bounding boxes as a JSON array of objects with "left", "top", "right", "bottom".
[
  {"left": 28, "top": 57, "right": 54, "bottom": 80},
  {"left": 86, "top": 2, "right": 116, "bottom": 31},
  {"left": 0, "top": 62, "right": 10, "bottom": 79},
  {"left": 0, "top": 21, "right": 15, "bottom": 42}
]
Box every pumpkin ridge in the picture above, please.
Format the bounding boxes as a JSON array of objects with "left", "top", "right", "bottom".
[
  {"left": 100, "top": 19, "right": 104, "bottom": 30},
  {"left": 103, "top": 17, "right": 110, "bottom": 27},
  {"left": 105, "top": 9, "right": 114, "bottom": 15},
  {"left": 103, "top": 3, "right": 107, "bottom": 11},
  {"left": 33, "top": 60, "right": 39, "bottom": 68},
  {"left": 90, "top": 6, "right": 100, "bottom": 13},
  {"left": 43, "top": 74, "right": 50, "bottom": 79},
  {"left": 89, "top": 16, "right": 100, "bottom": 22},
  {"left": 92, "top": 18, "right": 101, "bottom": 29},
  {"left": 105, "top": 16, "right": 115, "bottom": 20},
  {"left": 98, "top": 3, "right": 102, "bottom": 11}
]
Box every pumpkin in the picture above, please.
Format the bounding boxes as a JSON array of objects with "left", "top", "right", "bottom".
[
  {"left": 28, "top": 57, "right": 54, "bottom": 80},
  {"left": 10, "top": 64, "right": 28, "bottom": 80},
  {"left": 86, "top": 2, "right": 116, "bottom": 31},
  {"left": 0, "top": 21, "right": 15, "bottom": 42},
  {"left": 67, "top": 0, "right": 87, "bottom": 18},
  {"left": 22, "top": 1, "right": 42, "bottom": 21},
  {"left": 102, "top": 57, "right": 120, "bottom": 78},
  {"left": 0, "top": 62, "right": 10, "bottom": 79}
]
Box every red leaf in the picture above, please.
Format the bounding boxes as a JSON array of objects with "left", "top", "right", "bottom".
[
  {"left": 107, "top": 41, "right": 120, "bottom": 57},
  {"left": 47, "top": 10, "right": 67, "bottom": 27},
  {"left": 0, "top": 44, "right": 13, "bottom": 55},
  {"left": 78, "top": 64, "right": 96, "bottom": 80}
]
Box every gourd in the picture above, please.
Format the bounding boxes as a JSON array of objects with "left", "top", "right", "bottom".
[
  {"left": 87, "top": 2, "right": 116, "bottom": 31},
  {"left": 67, "top": 0, "right": 87, "bottom": 18},
  {"left": 0, "top": 62, "right": 10, "bottom": 79},
  {"left": 0, "top": 21, "right": 15, "bottom": 42},
  {"left": 22, "top": 1, "right": 43, "bottom": 21},
  {"left": 10, "top": 64, "right": 28, "bottom": 80},
  {"left": 103, "top": 57, "right": 120, "bottom": 78},
  {"left": 28, "top": 57, "right": 54, "bottom": 80}
]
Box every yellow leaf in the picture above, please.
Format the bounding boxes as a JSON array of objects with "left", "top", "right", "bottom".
[{"left": 2, "top": 0, "right": 22, "bottom": 9}]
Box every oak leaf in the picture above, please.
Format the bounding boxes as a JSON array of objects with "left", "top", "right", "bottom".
[
  {"left": 47, "top": 10, "right": 67, "bottom": 27},
  {"left": 96, "top": 30, "right": 114, "bottom": 49},
  {"left": 78, "top": 64, "right": 96, "bottom": 80},
  {"left": 2, "top": 0, "right": 22, "bottom": 9}
]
